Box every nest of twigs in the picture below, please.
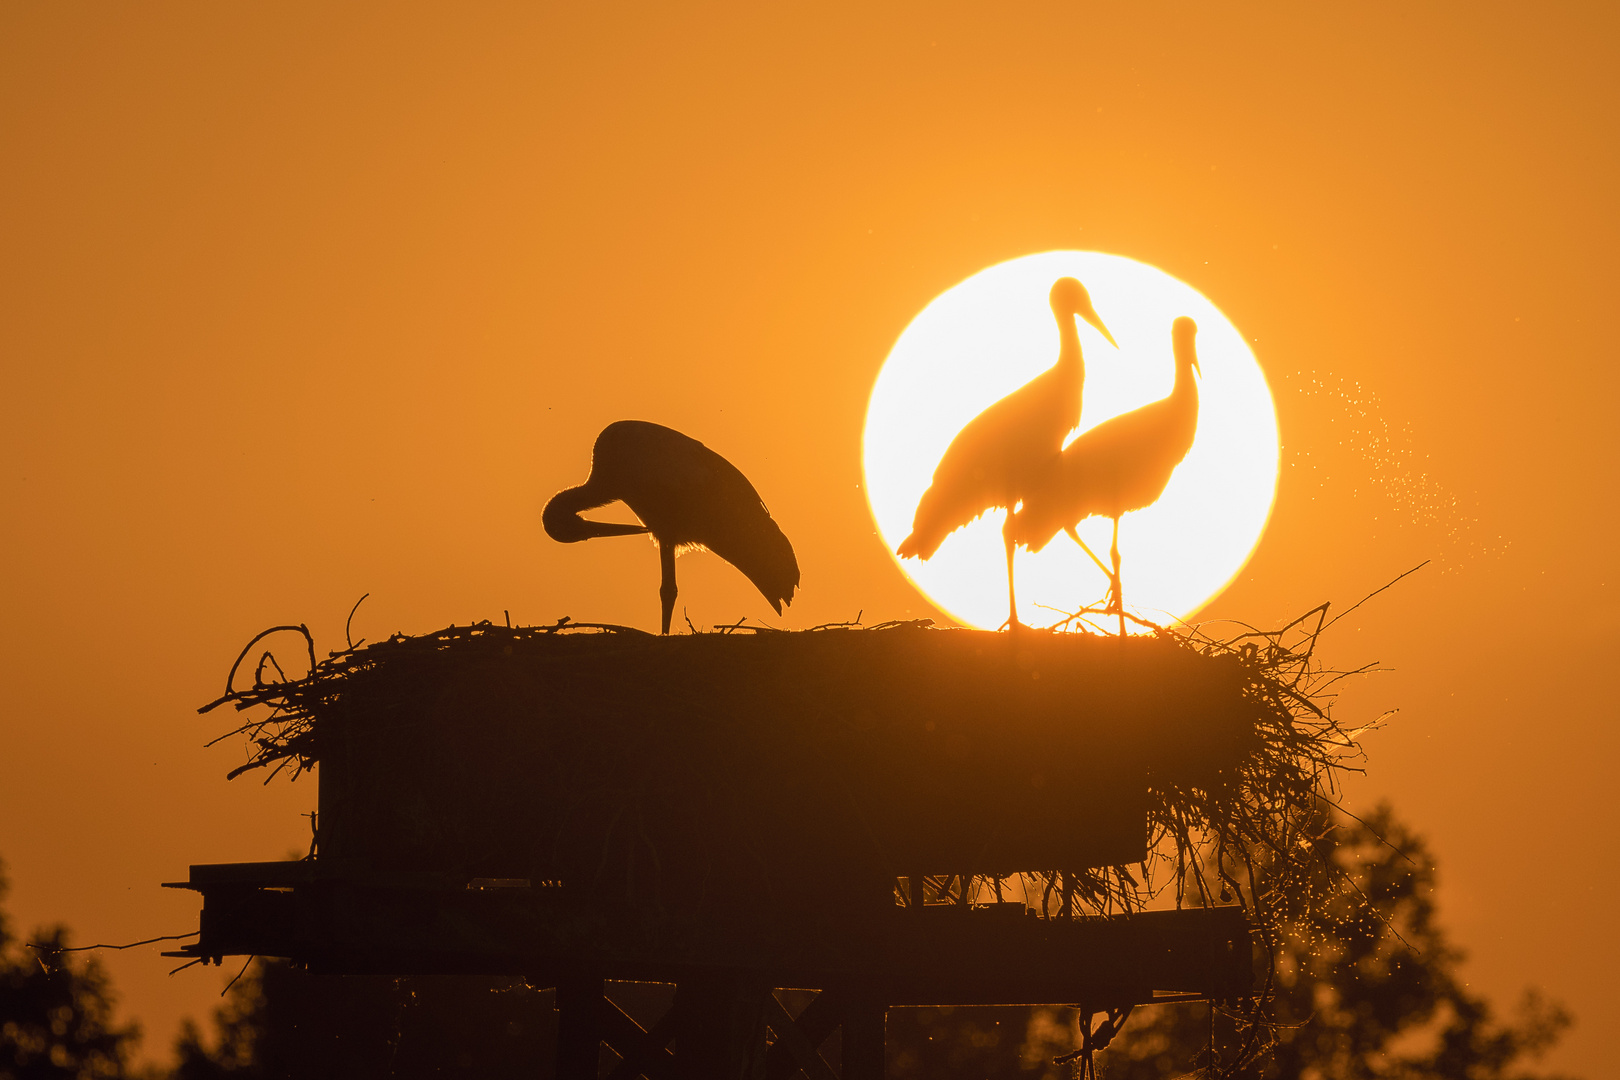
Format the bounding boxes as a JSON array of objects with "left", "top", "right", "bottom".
[{"left": 205, "top": 602, "right": 1374, "bottom": 905}]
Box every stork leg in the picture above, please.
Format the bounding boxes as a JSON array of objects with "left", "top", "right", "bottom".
[
  {"left": 1003, "top": 510, "right": 1021, "bottom": 630},
  {"left": 1065, "top": 525, "right": 1115, "bottom": 618},
  {"left": 1109, "top": 516, "right": 1125, "bottom": 637},
  {"left": 659, "top": 542, "right": 678, "bottom": 635}
]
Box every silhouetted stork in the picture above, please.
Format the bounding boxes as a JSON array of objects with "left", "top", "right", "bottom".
[
  {"left": 1008, "top": 316, "right": 1201, "bottom": 634},
  {"left": 543, "top": 420, "right": 800, "bottom": 634},
  {"left": 897, "top": 277, "right": 1116, "bottom": 627}
]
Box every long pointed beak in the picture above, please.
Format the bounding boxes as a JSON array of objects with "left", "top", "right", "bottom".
[
  {"left": 1081, "top": 308, "right": 1118, "bottom": 349},
  {"left": 579, "top": 519, "right": 649, "bottom": 539},
  {"left": 542, "top": 489, "right": 652, "bottom": 542}
]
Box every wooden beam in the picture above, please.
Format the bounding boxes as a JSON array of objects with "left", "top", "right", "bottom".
[
  {"left": 840, "top": 993, "right": 885, "bottom": 1080},
  {"left": 601, "top": 996, "right": 679, "bottom": 1080},
  {"left": 762, "top": 990, "right": 846, "bottom": 1080},
  {"left": 762, "top": 993, "right": 840, "bottom": 1080},
  {"left": 556, "top": 971, "right": 605, "bottom": 1080},
  {"left": 668, "top": 974, "right": 771, "bottom": 1080},
  {"left": 174, "top": 866, "right": 1255, "bottom": 1005}
]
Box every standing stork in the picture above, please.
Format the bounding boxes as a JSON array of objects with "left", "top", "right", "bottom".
[
  {"left": 1008, "top": 316, "right": 1201, "bottom": 634},
  {"left": 896, "top": 277, "right": 1116, "bottom": 628},
  {"left": 543, "top": 420, "right": 800, "bottom": 634}
]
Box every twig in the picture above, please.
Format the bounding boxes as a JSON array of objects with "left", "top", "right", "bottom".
[
  {"left": 1323, "top": 562, "right": 1429, "bottom": 632},
  {"left": 29, "top": 931, "right": 198, "bottom": 954},
  {"left": 200, "top": 624, "right": 316, "bottom": 713},
  {"left": 808, "top": 611, "right": 865, "bottom": 631},
  {"left": 221, "top": 955, "right": 255, "bottom": 996},
  {"left": 346, "top": 592, "right": 370, "bottom": 650}
]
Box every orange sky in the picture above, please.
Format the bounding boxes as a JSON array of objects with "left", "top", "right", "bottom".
[{"left": 1, "top": 4, "right": 1615, "bottom": 1072}]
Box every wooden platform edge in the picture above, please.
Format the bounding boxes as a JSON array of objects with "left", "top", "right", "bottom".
[{"left": 163, "top": 861, "right": 1256, "bottom": 1009}]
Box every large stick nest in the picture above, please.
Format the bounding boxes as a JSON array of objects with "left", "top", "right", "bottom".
[{"left": 201, "top": 604, "right": 1376, "bottom": 918}]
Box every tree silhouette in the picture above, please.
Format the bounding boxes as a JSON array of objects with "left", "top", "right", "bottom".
[
  {"left": 1017, "top": 804, "right": 1575, "bottom": 1079},
  {"left": 0, "top": 859, "right": 146, "bottom": 1080}
]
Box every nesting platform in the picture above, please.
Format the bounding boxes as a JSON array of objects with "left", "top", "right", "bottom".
[{"left": 170, "top": 622, "right": 1266, "bottom": 1078}]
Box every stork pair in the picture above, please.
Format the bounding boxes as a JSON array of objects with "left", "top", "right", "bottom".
[
  {"left": 542, "top": 277, "right": 1200, "bottom": 635},
  {"left": 901, "top": 278, "right": 1203, "bottom": 633}
]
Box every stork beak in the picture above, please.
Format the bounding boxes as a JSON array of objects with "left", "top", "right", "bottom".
[
  {"left": 1080, "top": 307, "right": 1119, "bottom": 349},
  {"left": 580, "top": 519, "right": 650, "bottom": 539},
  {"left": 1192, "top": 355, "right": 1201, "bottom": 376}
]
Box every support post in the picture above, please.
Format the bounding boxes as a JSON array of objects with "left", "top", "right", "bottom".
[
  {"left": 841, "top": 994, "right": 886, "bottom": 1080},
  {"left": 671, "top": 972, "right": 771, "bottom": 1080},
  {"left": 557, "top": 970, "right": 605, "bottom": 1080}
]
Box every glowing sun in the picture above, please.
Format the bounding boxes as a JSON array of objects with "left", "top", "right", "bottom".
[{"left": 863, "top": 251, "right": 1279, "bottom": 631}]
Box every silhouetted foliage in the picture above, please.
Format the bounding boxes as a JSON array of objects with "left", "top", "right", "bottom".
[
  {"left": 1014, "top": 804, "right": 1576, "bottom": 1079},
  {"left": 0, "top": 860, "right": 145, "bottom": 1080}
]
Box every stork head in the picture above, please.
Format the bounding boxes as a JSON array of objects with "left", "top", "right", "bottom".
[
  {"left": 1049, "top": 277, "right": 1118, "bottom": 348},
  {"left": 543, "top": 485, "right": 650, "bottom": 543},
  {"left": 1172, "top": 316, "right": 1200, "bottom": 376}
]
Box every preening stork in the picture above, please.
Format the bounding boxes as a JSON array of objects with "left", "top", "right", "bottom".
[
  {"left": 1008, "top": 316, "right": 1202, "bottom": 634},
  {"left": 897, "top": 277, "right": 1116, "bottom": 627},
  {"left": 543, "top": 420, "right": 800, "bottom": 634}
]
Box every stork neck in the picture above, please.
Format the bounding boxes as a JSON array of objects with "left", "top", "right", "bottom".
[
  {"left": 1058, "top": 313, "right": 1081, "bottom": 363},
  {"left": 1055, "top": 313, "right": 1083, "bottom": 382},
  {"left": 1171, "top": 354, "right": 1199, "bottom": 405}
]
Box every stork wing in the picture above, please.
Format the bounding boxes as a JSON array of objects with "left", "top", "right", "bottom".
[
  {"left": 900, "top": 364, "right": 1075, "bottom": 558},
  {"left": 679, "top": 445, "right": 800, "bottom": 614},
  {"left": 602, "top": 421, "right": 800, "bottom": 613}
]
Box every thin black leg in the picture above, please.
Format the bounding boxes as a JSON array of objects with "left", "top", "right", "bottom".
[
  {"left": 1003, "top": 511, "right": 1019, "bottom": 629},
  {"left": 1109, "top": 516, "right": 1124, "bottom": 637},
  {"left": 659, "top": 542, "right": 678, "bottom": 635}
]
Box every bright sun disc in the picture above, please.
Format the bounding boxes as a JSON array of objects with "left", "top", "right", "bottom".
[{"left": 863, "top": 251, "right": 1279, "bottom": 631}]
